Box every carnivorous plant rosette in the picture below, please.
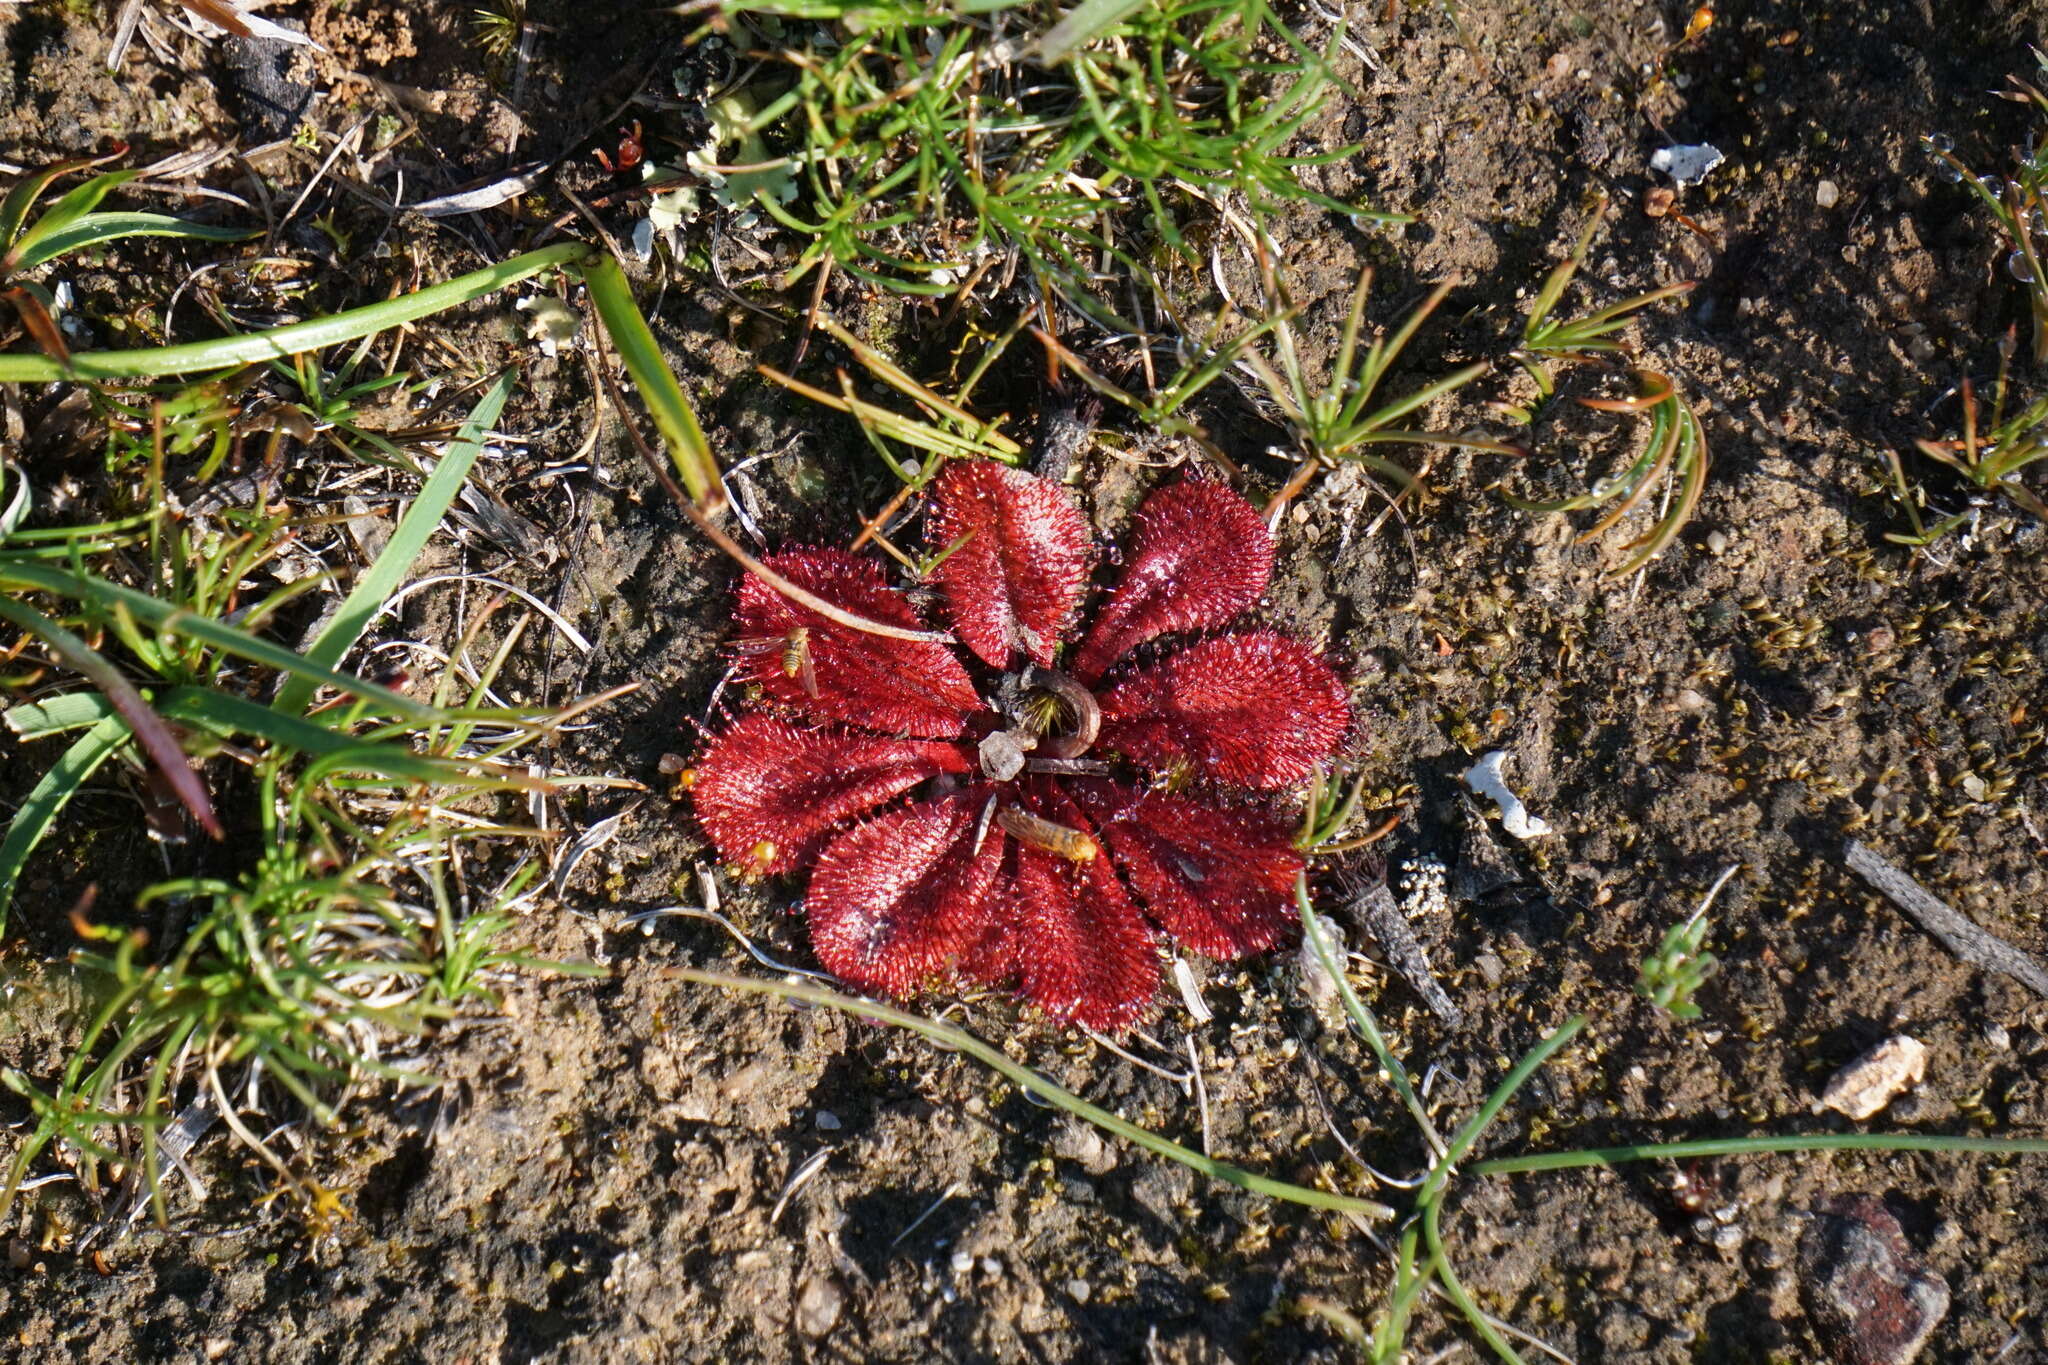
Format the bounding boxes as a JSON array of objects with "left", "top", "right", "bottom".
[{"left": 687, "top": 461, "right": 1351, "bottom": 1030}]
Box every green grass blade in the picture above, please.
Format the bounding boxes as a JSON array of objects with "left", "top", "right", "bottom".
[
  {"left": 0, "top": 593, "right": 220, "bottom": 839},
  {"left": 1428, "top": 1015, "right": 1586, "bottom": 1196},
  {"left": 7, "top": 170, "right": 139, "bottom": 260},
  {"left": 577, "top": 253, "right": 719, "bottom": 504},
  {"left": 1523, "top": 201, "right": 1605, "bottom": 341},
  {"left": 1422, "top": 1200, "right": 1528, "bottom": 1365},
  {"left": 2, "top": 161, "right": 95, "bottom": 251},
  {"left": 1297, "top": 877, "right": 1446, "bottom": 1155},
  {"left": 273, "top": 370, "right": 514, "bottom": 715},
  {"left": 6, "top": 690, "right": 116, "bottom": 740},
  {"left": 1471, "top": 1130, "right": 2048, "bottom": 1176},
  {"left": 0, "top": 562, "right": 438, "bottom": 722},
  {"left": 156, "top": 689, "right": 527, "bottom": 787},
  {"left": 1040, "top": 0, "right": 1150, "bottom": 64},
  {"left": 0, "top": 715, "right": 128, "bottom": 926},
  {"left": 1344, "top": 362, "right": 1492, "bottom": 436},
  {"left": 1564, "top": 282, "right": 1695, "bottom": 335},
  {"left": 0, "top": 242, "right": 592, "bottom": 382},
  {"left": 9, "top": 213, "right": 257, "bottom": 272}
]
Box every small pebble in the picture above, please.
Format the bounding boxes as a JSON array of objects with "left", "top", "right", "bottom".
[
  {"left": 1799, "top": 1196, "right": 1948, "bottom": 1365},
  {"left": 1816, "top": 180, "right": 1841, "bottom": 208},
  {"left": 795, "top": 1275, "right": 845, "bottom": 1337},
  {"left": 1065, "top": 1278, "right": 1092, "bottom": 1304},
  {"left": 1818, "top": 1035, "right": 1928, "bottom": 1121},
  {"left": 815, "top": 1110, "right": 843, "bottom": 1131}
]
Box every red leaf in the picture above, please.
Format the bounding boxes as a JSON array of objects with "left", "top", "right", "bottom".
[
  {"left": 1069, "top": 781, "right": 1301, "bottom": 959},
  {"left": 807, "top": 794, "right": 1006, "bottom": 994},
  {"left": 1097, "top": 632, "right": 1349, "bottom": 789},
  {"left": 4, "top": 287, "right": 71, "bottom": 366},
  {"left": 960, "top": 786, "right": 1159, "bottom": 1030},
  {"left": 926, "top": 460, "right": 1093, "bottom": 667},
  {"left": 690, "top": 714, "right": 971, "bottom": 876},
  {"left": 735, "top": 548, "right": 982, "bottom": 737},
  {"left": 1072, "top": 480, "right": 1273, "bottom": 683}
]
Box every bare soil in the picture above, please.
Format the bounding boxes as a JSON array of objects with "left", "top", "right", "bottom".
[{"left": 1, "top": 2, "right": 2045, "bottom": 1363}]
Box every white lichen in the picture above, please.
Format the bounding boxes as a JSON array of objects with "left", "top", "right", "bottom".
[
  {"left": 1396, "top": 855, "right": 1451, "bottom": 919},
  {"left": 1650, "top": 142, "right": 1725, "bottom": 186},
  {"left": 1462, "top": 750, "right": 1553, "bottom": 839}
]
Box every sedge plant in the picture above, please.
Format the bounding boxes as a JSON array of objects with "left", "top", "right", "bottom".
[
  {"left": 1238, "top": 242, "right": 1525, "bottom": 514},
  {"left": 1497, "top": 196, "right": 1708, "bottom": 575},
  {"left": 1913, "top": 335, "right": 2048, "bottom": 522}
]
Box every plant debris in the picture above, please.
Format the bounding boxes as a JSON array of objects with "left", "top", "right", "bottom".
[
  {"left": 1649, "top": 142, "right": 1725, "bottom": 186},
  {"left": 1844, "top": 840, "right": 2048, "bottom": 999},
  {"left": 1334, "top": 865, "right": 1464, "bottom": 1028}
]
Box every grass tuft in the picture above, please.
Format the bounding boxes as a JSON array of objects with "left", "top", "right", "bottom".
[
  {"left": 699, "top": 0, "right": 1398, "bottom": 327},
  {"left": 0, "top": 276, "right": 634, "bottom": 1224}
]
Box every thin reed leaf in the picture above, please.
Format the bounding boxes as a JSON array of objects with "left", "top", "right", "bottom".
[
  {"left": 274, "top": 370, "right": 516, "bottom": 714},
  {"left": 0, "top": 716, "right": 128, "bottom": 924},
  {"left": 578, "top": 253, "right": 721, "bottom": 505},
  {"left": 0, "top": 242, "right": 592, "bottom": 382}
]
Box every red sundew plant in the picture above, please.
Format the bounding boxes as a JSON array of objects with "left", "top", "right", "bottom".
[{"left": 687, "top": 461, "right": 1351, "bottom": 1030}]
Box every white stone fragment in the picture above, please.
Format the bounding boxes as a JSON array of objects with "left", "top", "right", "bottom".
[
  {"left": 1171, "top": 958, "right": 1212, "bottom": 1023},
  {"left": 1462, "top": 750, "right": 1553, "bottom": 839},
  {"left": 1650, "top": 142, "right": 1725, "bottom": 186},
  {"left": 1299, "top": 919, "right": 1347, "bottom": 1016},
  {"left": 978, "top": 730, "right": 1029, "bottom": 781},
  {"left": 1818, "top": 1035, "right": 1929, "bottom": 1120}
]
